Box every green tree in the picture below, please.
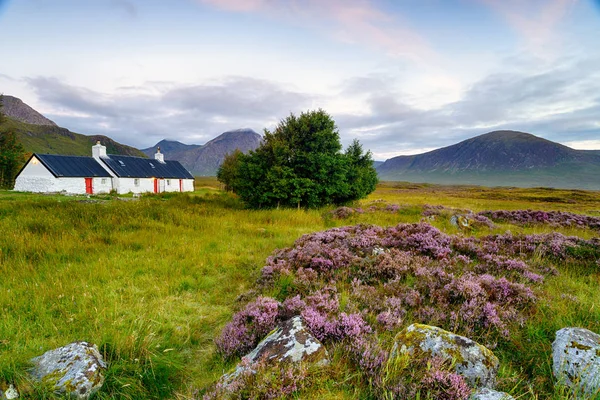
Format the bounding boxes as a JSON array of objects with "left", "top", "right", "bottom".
[
  {"left": 339, "top": 139, "right": 379, "bottom": 203},
  {"left": 0, "top": 95, "right": 26, "bottom": 189},
  {"left": 219, "top": 109, "right": 378, "bottom": 208},
  {"left": 217, "top": 149, "right": 243, "bottom": 192}
]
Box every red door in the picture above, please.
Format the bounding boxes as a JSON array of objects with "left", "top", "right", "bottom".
[
  {"left": 153, "top": 179, "right": 159, "bottom": 193},
  {"left": 85, "top": 178, "right": 93, "bottom": 194},
  {"left": 179, "top": 179, "right": 183, "bottom": 192}
]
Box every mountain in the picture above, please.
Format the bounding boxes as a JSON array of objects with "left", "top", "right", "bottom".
[
  {"left": 377, "top": 130, "right": 600, "bottom": 190},
  {"left": 144, "top": 129, "right": 262, "bottom": 176},
  {"left": 0, "top": 95, "right": 145, "bottom": 157},
  {"left": 1, "top": 95, "right": 57, "bottom": 126},
  {"left": 141, "top": 139, "right": 201, "bottom": 157}
]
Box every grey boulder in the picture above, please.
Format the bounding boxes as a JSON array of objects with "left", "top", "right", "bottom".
[
  {"left": 390, "top": 323, "right": 499, "bottom": 388},
  {"left": 553, "top": 327, "right": 600, "bottom": 397},
  {"left": 30, "top": 341, "right": 107, "bottom": 399},
  {"left": 224, "top": 316, "right": 329, "bottom": 382}
]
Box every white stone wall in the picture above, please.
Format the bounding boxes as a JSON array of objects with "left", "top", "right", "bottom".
[
  {"left": 162, "top": 178, "right": 182, "bottom": 192},
  {"left": 92, "top": 177, "right": 113, "bottom": 194},
  {"left": 182, "top": 179, "right": 194, "bottom": 192},
  {"left": 116, "top": 177, "right": 155, "bottom": 194}
]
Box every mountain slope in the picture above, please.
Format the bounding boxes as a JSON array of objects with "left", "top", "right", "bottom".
[
  {"left": 1, "top": 95, "right": 57, "bottom": 126},
  {"left": 145, "top": 129, "right": 262, "bottom": 175},
  {"left": 0, "top": 96, "right": 145, "bottom": 157},
  {"left": 141, "top": 139, "right": 201, "bottom": 157},
  {"left": 377, "top": 131, "right": 600, "bottom": 190}
]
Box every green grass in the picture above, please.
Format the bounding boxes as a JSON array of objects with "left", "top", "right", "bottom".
[{"left": 0, "top": 178, "right": 599, "bottom": 398}]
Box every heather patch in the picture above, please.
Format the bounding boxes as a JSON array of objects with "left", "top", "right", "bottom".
[
  {"left": 202, "top": 359, "right": 310, "bottom": 400},
  {"left": 478, "top": 210, "right": 600, "bottom": 231},
  {"left": 214, "top": 222, "right": 600, "bottom": 396}
]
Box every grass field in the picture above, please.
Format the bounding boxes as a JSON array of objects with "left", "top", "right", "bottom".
[{"left": 0, "top": 178, "right": 599, "bottom": 398}]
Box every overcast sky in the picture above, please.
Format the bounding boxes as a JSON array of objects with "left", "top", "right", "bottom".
[{"left": 1, "top": 0, "right": 600, "bottom": 159}]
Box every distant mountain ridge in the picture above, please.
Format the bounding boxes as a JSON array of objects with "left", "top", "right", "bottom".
[
  {"left": 0, "top": 95, "right": 145, "bottom": 157},
  {"left": 143, "top": 128, "right": 262, "bottom": 176},
  {"left": 377, "top": 130, "right": 600, "bottom": 190}
]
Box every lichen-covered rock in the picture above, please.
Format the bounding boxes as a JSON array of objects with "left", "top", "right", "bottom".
[
  {"left": 552, "top": 327, "right": 600, "bottom": 397},
  {"left": 390, "top": 323, "right": 499, "bottom": 388},
  {"left": 30, "top": 341, "right": 106, "bottom": 399},
  {"left": 3, "top": 384, "right": 19, "bottom": 399},
  {"left": 224, "top": 316, "right": 329, "bottom": 382},
  {"left": 470, "top": 388, "right": 514, "bottom": 400},
  {"left": 451, "top": 215, "right": 471, "bottom": 228}
]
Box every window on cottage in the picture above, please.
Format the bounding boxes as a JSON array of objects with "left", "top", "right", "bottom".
[
  {"left": 167, "top": 179, "right": 171, "bottom": 185},
  {"left": 101, "top": 178, "right": 107, "bottom": 184},
  {"left": 134, "top": 178, "right": 140, "bottom": 186}
]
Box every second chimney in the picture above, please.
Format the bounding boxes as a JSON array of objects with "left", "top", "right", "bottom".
[
  {"left": 92, "top": 141, "right": 107, "bottom": 158},
  {"left": 155, "top": 147, "right": 165, "bottom": 163}
]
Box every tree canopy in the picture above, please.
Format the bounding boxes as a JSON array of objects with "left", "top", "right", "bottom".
[
  {"left": 218, "top": 109, "right": 378, "bottom": 208},
  {"left": 0, "top": 95, "right": 26, "bottom": 189}
]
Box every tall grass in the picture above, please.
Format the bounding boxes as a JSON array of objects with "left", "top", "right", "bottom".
[{"left": 0, "top": 179, "right": 599, "bottom": 398}]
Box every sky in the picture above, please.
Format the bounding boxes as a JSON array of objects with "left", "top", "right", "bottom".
[{"left": 1, "top": 0, "right": 600, "bottom": 160}]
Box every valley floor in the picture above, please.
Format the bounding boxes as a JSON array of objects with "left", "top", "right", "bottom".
[{"left": 0, "top": 178, "right": 599, "bottom": 398}]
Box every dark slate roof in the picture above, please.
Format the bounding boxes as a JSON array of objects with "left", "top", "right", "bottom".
[
  {"left": 100, "top": 155, "right": 194, "bottom": 179},
  {"left": 34, "top": 154, "right": 112, "bottom": 178}
]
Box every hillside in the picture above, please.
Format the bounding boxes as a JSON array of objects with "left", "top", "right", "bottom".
[
  {"left": 143, "top": 128, "right": 262, "bottom": 175},
  {"left": 377, "top": 130, "right": 600, "bottom": 190},
  {"left": 141, "top": 139, "right": 201, "bottom": 157},
  {"left": 0, "top": 96, "right": 145, "bottom": 157},
  {"left": 1, "top": 95, "right": 57, "bottom": 126}
]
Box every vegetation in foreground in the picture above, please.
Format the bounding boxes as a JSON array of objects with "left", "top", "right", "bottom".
[{"left": 0, "top": 179, "right": 599, "bottom": 398}]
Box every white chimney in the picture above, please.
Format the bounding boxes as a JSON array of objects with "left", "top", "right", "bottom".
[
  {"left": 92, "top": 141, "right": 107, "bottom": 158},
  {"left": 155, "top": 147, "right": 165, "bottom": 163}
]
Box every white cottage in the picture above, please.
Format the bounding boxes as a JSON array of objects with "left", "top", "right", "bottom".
[{"left": 14, "top": 142, "right": 195, "bottom": 195}]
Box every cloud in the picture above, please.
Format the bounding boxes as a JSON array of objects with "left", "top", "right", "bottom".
[
  {"left": 479, "top": 0, "right": 577, "bottom": 55},
  {"left": 22, "top": 54, "right": 600, "bottom": 160},
  {"left": 25, "top": 76, "right": 314, "bottom": 148},
  {"left": 197, "top": 0, "right": 437, "bottom": 62},
  {"left": 0, "top": 73, "right": 16, "bottom": 82},
  {"left": 333, "top": 56, "right": 600, "bottom": 158}
]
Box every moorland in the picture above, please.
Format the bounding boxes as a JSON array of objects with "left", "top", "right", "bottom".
[{"left": 0, "top": 179, "right": 599, "bottom": 399}]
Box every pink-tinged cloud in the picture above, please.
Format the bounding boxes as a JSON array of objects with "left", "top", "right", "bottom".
[
  {"left": 197, "top": 0, "right": 437, "bottom": 63},
  {"left": 480, "top": 0, "right": 577, "bottom": 53}
]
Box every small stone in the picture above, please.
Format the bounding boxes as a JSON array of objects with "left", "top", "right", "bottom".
[
  {"left": 4, "top": 384, "right": 18, "bottom": 399},
  {"left": 552, "top": 327, "right": 600, "bottom": 397},
  {"left": 470, "top": 388, "right": 514, "bottom": 400},
  {"left": 30, "top": 341, "right": 107, "bottom": 399},
  {"left": 390, "top": 323, "right": 499, "bottom": 388}
]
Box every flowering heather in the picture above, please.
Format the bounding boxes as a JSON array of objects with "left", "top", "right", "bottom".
[
  {"left": 421, "top": 357, "right": 471, "bottom": 400},
  {"left": 214, "top": 220, "right": 599, "bottom": 396},
  {"left": 203, "top": 360, "right": 309, "bottom": 400},
  {"left": 478, "top": 209, "right": 600, "bottom": 231},
  {"left": 215, "top": 296, "right": 280, "bottom": 359}
]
